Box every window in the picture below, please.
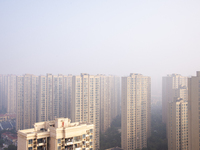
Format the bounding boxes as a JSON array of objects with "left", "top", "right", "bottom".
[
  {"left": 28, "top": 147, "right": 32, "bottom": 150},
  {"left": 28, "top": 139, "right": 32, "bottom": 144},
  {"left": 90, "top": 129, "right": 93, "bottom": 133},
  {"left": 57, "top": 139, "right": 61, "bottom": 143}
]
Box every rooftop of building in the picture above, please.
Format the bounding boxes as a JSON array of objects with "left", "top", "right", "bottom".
[{"left": 18, "top": 118, "right": 93, "bottom": 136}]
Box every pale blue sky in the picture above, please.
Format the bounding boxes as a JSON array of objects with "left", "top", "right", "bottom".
[{"left": 1, "top": 0, "right": 200, "bottom": 95}]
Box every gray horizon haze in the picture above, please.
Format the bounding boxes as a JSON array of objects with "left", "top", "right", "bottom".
[{"left": 1, "top": 0, "right": 200, "bottom": 96}]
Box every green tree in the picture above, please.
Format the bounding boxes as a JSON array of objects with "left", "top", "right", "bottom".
[
  {"left": 4, "top": 144, "right": 17, "bottom": 150},
  {"left": 0, "top": 139, "right": 4, "bottom": 147}
]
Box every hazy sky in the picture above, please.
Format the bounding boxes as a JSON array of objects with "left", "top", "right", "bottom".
[{"left": 1, "top": 1, "right": 200, "bottom": 95}]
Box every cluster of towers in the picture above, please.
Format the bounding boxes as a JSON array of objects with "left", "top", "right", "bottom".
[
  {"left": 0, "top": 73, "right": 121, "bottom": 149},
  {"left": 162, "top": 71, "right": 200, "bottom": 150},
  {"left": 0, "top": 73, "right": 153, "bottom": 150}
]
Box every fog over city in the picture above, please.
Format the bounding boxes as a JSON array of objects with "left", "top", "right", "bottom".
[{"left": 1, "top": 0, "right": 200, "bottom": 96}]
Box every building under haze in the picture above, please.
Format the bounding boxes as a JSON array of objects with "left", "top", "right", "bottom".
[
  {"left": 162, "top": 74, "right": 188, "bottom": 141},
  {"left": 16, "top": 74, "right": 72, "bottom": 131},
  {"left": 99, "top": 75, "right": 120, "bottom": 133},
  {"left": 121, "top": 73, "right": 151, "bottom": 150},
  {"left": 1, "top": 73, "right": 120, "bottom": 149},
  {"left": 71, "top": 73, "right": 100, "bottom": 149},
  {"left": 162, "top": 74, "right": 188, "bottom": 124},
  {"left": 188, "top": 71, "right": 200, "bottom": 150},
  {"left": 0, "top": 74, "right": 17, "bottom": 114},
  {"left": 16, "top": 74, "right": 37, "bottom": 130},
  {"left": 17, "top": 118, "right": 94, "bottom": 150},
  {"left": 167, "top": 85, "right": 188, "bottom": 150}
]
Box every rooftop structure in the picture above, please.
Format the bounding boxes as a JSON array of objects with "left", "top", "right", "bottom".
[{"left": 18, "top": 118, "right": 94, "bottom": 150}]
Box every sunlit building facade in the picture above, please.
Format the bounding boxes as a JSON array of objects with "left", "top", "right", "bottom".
[
  {"left": 168, "top": 86, "right": 188, "bottom": 150},
  {"left": 18, "top": 118, "right": 94, "bottom": 150},
  {"left": 121, "top": 73, "right": 151, "bottom": 150},
  {"left": 72, "top": 73, "right": 100, "bottom": 149}
]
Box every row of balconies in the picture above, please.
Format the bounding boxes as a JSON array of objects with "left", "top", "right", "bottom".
[{"left": 61, "top": 143, "right": 93, "bottom": 150}]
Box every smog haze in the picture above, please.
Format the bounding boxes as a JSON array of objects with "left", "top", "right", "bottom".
[{"left": 1, "top": 0, "right": 200, "bottom": 95}]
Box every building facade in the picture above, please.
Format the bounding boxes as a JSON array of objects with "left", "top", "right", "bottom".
[
  {"left": 188, "top": 71, "right": 200, "bottom": 150},
  {"left": 99, "top": 75, "right": 120, "bottom": 133},
  {"left": 71, "top": 73, "right": 100, "bottom": 149},
  {"left": 121, "top": 73, "right": 151, "bottom": 150},
  {"left": 162, "top": 74, "right": 187, "bottom": 124},
  {"left": 18, "top": 118, "right": 94, "bottom": 150},
  {"left": 168, "top": 98, "right": 188, "bottom": 150},
  {"left": 16, "top": 74, "right": 37, "bottom": 130}
]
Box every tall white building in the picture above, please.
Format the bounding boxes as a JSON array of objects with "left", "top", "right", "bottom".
[
  {"left": 37, "top": 75, "right": 47, "bottom": 122},
  {"left": 99, "top": 75, "right": 120, "bottom": 133},
  {"left": 72, "top": 73, "right": 100, "bottom": 149},
  {"left": 162, "top": 74, "right": 187, "bottom": 124},
  {"left": 121, "top": 73, "right": 151, "bottom": 150},
  {"left": 16, "top": 74, "right": 37, "bottom": 130},
  {"left": 168, "top": 86, "right": 188, "bottom": 150}
]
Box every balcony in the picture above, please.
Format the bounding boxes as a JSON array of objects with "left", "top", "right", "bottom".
[
  {"left": 74, "top": 136, "right": 82, "bottom": 142},
  {"left": 66, "top": 138, "right": 73, "bottom": 145},
  {"left": 65, "top": 145, "right": 73, "bottom": 150}
]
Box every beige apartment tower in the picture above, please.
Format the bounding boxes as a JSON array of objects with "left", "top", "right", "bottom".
[
  {"left": 99, "top": 75, "right": 120, "bottom": 133},
  {"left": 16, "top": 74, "right": 37, "bottom": 130},
  {"left": 168, "top": 98, "right": 188, "bottom": 150},
  {"left": 72, "top": 73, "right": 100, "bottom": 149},
  {"left": 162, "top": 74, "right": 188, "bottom": 124},
  {"left": 188, "top": 71, "right": 200, "bottom": 150},
  {"left": 18, "top": 118, "right": 94, "bottom": 150},
  {"left": 0, "top": 74, "right": 17, "bottom": 113},
  {"left": 37, "top": 75, "right": 47, "bottom": 122},
  {"left": 121, "top": 73, "right": 151, "bottom": 150}
]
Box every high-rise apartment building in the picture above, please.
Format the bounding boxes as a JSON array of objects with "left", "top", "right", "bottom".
[
  {"left": 6, "top": 75, "right": 17, "bottom": 114},
  {"left": 52, "top": 74, "right": 64, "bottom": 119},
  {"left": 99, "top": 75, "right": 120, "bottom": 133},
  {"left": 168, "top": 99, "right": 188, "bottom": 150},
  {"left": 162, "top": 74, "right": 188, "bottom": 141},
  {"left": 16, "top": 74, "right": 37, "bottom": 130},
  {"left": 46, "top": 74, "right": 53, "bottom": 121},
  {"left": 71, "top": 73, "right": 100, "bottom": 149},
  {"left": 110, "top": 76, "right": 120, "bottom": 123},
  {"left": 121, "top": 73, "right": 151, "bottom": 150},
  {"left": 37, "top": 75, "right": 47, "bottom": 122},
  {"left": 188, "top": 71, "right": 200, "bottom": 150},
  {"left": 168, "top": 85, "right": 188, "bottom": 150},
  {"left": 162, "top": 74, "right": 187, "bottom": 124},
  {"left": 0, "top": 75, "right": 17, "bottom": 113},
  {"left": 63, "top": 74, "right": 73, "bottom": 119},
  {"left": 18, "top": 118, "right": 94, "bottom": 150},
  {"left": 17, "top": 74, "right": 72, "bottom": 130},
  {"left": 0, "top": 75, "right": 4, "bottom": 110}
]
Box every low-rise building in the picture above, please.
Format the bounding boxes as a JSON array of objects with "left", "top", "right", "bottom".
[
  {"left": 1, "top": 132, "right": 17, "bottom": 146},
  {"left": 17, "top": 118, "right": 94, "bottom": 150}
]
